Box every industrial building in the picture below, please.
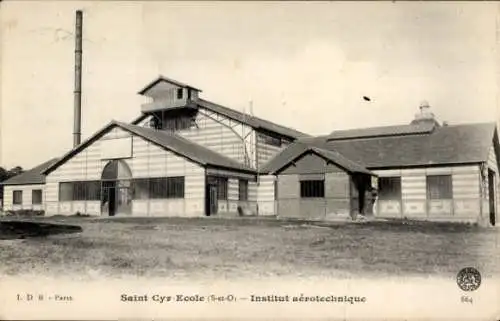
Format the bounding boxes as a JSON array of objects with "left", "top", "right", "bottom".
[
  {"left": 263, "top": 102, "right": 500, "bottom": 226},
  {"left": 1, "top": 77, "right": 499, "bottom": 227},
  {"left": 1, "top": 76, "right": 307, "bottom": 217}
]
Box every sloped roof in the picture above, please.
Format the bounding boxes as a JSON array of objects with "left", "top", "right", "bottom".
[
  {"left": 1, "top": 158, "right": 59, "bottom": 186},
  {"left": 43, "top": 121, "right": 255, "bottom": 175},
  {"left": 261, "top": 142, "right": 373, "bottom": 175},
  {"left": 328, "top": 122, "right": 436, "bottom": 141},
  {"left": 138, "top": 75, "right": 202, "bottom": 95},
  {"left": 264, "top": 122, "right": 499, "bottom": 171},
  {"left": 116, "top": 122, "right": 255, "bottom": 172},
  {"left": 130, "top": 99, "right": 310, "bottom": 140},
  {"left": 196, "top": 99, "right": 309, "bottom": 139}
]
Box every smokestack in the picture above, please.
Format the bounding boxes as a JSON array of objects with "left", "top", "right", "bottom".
[{"left": 73, "top": 10, "right": 83, "bottom": 147}]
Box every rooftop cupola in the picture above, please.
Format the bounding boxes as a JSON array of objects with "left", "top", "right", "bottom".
[
  {"left": 138, "top": 76, "right": 202, "bottom": 113},
  {"left": 410, "top": 100, "right": 440, "bottom": 127}
]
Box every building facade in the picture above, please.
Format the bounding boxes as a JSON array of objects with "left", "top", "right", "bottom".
[
  {"left": 263, "top": 102, "right": 500, "bottom": 226},
  {"left": 2, "top": 78, "right": 499, "bottom": 226},
  {"left": 1, "top": 76, "right": 307, "bottom": 217}
]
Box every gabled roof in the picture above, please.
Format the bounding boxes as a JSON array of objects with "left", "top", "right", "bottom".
[
  {"left": 1, "top": 158, "right": 59, "bottom": 186},
  {"left": 138, "top": 75, "right": 202, "bottom": 95},
  {"left": 265, "top": 122, "right": 499, "bottom": 171},
  {"left": 262, "top": 142, "right": 373, "bottom": 175},
  {"left": 43, "top": 121, "right": 255, "bottom": 176}
]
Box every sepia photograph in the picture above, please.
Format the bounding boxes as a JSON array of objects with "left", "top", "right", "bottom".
[{"left": 0, "top": 1, "right": 499, "bottom": 320}]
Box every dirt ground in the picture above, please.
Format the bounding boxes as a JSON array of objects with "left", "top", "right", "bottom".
[{"left": 0, "top": 216, "right": 499, "bottom": 280}]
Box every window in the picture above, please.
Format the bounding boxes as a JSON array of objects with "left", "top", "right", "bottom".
[
  {"left": 427, "top": 175, "right": 452, "bottom": 199},
  {"left": 73, "top": 182, "right": 87, "bottom": 201},
  {"left": 274, "top": 180, "right": 278, "bottom": 200},
  {"left": 166, "top": 177, "right": 185, "bottom": 198},
  {"left": 58, "top": 181, "right": 101, "bottom": 201},
  {"left": 13, "top": 190, "right": 22, "bottom": 205},
  {"left": 132, "top": 178, "right": 150, "bottom": 200},
  {"left": 258, "top": 132, "right": 282, "bottom": 147},
  {"left": 177, "top": 88, "right": 183, "bottom": 99},
  {"left": 239, "top": 179, "right": 248, "bottom": 201},
  {"left": 378, "top": 177, "right": 402, "bottom": 200},
  {"left": 207, "top": 176, "right": 228, "bottom": 200},
  {"left": 132, "top": 177, "right": 185, "bottom": 199},
  {"left": 32, "top": 189, "right": 42, "bottom": 205},
  {"left": 86, "top": 181, "right": 101, "bottom": 200},
  {"left": 163, "top": 116, "right": 195, "bottom": 131},
  {"left": 59, "top": 182, "right": 73, "bottom": 201},
  {"left": 149, "top": 178, "right": 168, "bottom": 199},
  {"left": 300, "top": 180, "right": 325, "bottom": 198}
]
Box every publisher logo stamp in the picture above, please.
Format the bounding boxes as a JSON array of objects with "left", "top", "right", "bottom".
[{"left": 457, "top": 267, "right": 481, "bottom": 292}]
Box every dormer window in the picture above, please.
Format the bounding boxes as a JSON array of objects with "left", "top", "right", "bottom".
[{"left": 177, "top": 88, "right": 183, "bottom": 99}]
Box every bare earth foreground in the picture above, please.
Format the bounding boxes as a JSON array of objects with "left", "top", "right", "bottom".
[{"left": 0, "top": 216, "right": 499, "bottom": 281}]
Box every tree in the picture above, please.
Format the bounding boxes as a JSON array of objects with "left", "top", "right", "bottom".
[{"left": 0, "top": 166, "right": 25, "bottom": 208}]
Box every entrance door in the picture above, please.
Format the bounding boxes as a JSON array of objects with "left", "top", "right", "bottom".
[
  {"left": 102, "top": 181, "right": 117, "bottom": 217},
  {"left": 488, "top": 169, "right": 496, "bottom": 226},
  {"left": 206, "top": 185, "right": 218, "bottom": 216}
]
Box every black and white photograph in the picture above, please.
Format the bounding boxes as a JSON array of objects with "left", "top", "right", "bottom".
[{"left": 0, "top": 1, "right": 499, "bottom": 320}]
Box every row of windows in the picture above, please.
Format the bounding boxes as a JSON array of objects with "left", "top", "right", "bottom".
[
  {"left": 257, "top": 132, "right": 282, "bottom": 147},
  {"left": 58, "top": 177, "right": 186, "bottom": 201},
  {"left": 379, "top": 175, "right": 453, "bottom": 200},
  {"left": 12, "top": 189, "right": 42, "bottom": 205},
  {"left": 56, "top": 177, "right": 249, "bottom": 202},
  {"left": 289, "top": 175, "right": 455, "bottom": 200},
  {"left": 132, "top": 177, "right": 185, "bottom": 199}
]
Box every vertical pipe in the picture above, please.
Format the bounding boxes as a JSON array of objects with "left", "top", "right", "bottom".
[{"left": 73, "top": 10, "right": 83, "bottom": 147}]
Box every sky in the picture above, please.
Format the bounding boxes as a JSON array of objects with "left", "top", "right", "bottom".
[{"left": 1, "top": 1, "right": 499, "bottom": 169}]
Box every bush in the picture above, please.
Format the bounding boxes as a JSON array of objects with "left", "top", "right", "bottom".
[
  {"left": 4, "top": 209, "right": 45, "bottom": 217},
  {"left": 72, "top": 211, "right": 91, "bottom": 217}
]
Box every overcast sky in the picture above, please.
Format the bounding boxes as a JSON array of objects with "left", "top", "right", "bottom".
[{"left": 1, "top": 1, "right": 499, "bottom": 169}]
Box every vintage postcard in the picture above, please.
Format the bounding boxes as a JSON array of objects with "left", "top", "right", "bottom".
[{"left": 0, "top": 1, "right": 499, "bottom": 320}]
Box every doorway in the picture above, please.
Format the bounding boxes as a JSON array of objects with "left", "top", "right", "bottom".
[
  {"left": 102, "top": 181, "right": 116, "bottom": 216},
  {"left": 488, "top": 169, "right": 496, "bottom": 226},
  {"left": 101, "top": 160, "right": 132, "bottom": 216},
  {"left": 206, "top": 184, "right": 218, "bottom": 216}
]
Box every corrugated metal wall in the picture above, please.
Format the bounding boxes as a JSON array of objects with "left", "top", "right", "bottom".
[
  {"left": 256, "top": 134, "right": 290, "bottom": 167},
  {"left": 276, "top": 152, "right": 352, "bottom": 220},
  {"left": 374, "top": 165, "right": 483, "bottom": 223},
  {"left": 2, "top": 184, "right": 45, "bottom": 211},
  {"left": 257, "top": 175, "right": 276, "bottom": 216},
  {"left": 486, "top": 145, "right": 498, "bottom": 223},
  {"left": 177, "top": 108, "right": 256, "bottom": 167},
  {"left": 276, "top": 171, "right": 352, "bottom": 220},
  {"left": 45, "top": 126, "right": 205, "bottom": 217}
]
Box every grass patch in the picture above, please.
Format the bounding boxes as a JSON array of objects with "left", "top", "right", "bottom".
[{"left": 0, "top": 216, "right": 498, "bottom": 279}]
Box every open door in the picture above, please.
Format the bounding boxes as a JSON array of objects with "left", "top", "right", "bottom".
[{"left": 488, "top": 169, "right": 496, "bottom": 226}]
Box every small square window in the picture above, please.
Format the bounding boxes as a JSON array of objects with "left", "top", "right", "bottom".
[
  {"left": 177, "top": 88, "right": 183, "bottom": 99},
  {"left": 427, "top": 175, "right": 453, "bottom": 199},
  {"left": 378, "top": 177, "right": 402, "bottom": 200},
  {"left": 300, "top": 180, "right": 325, "bottom": 198}
]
